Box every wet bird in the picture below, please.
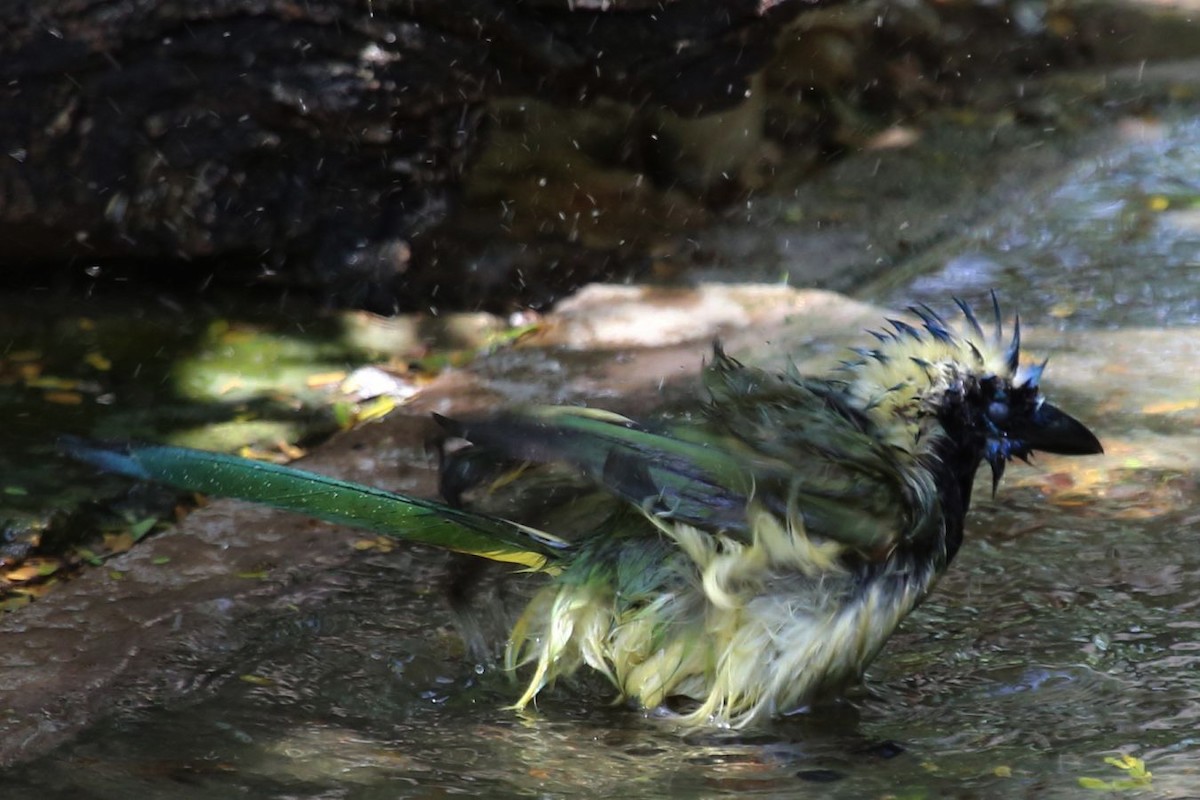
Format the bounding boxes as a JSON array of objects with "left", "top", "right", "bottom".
[{"left": 64, "top": 297, "right": 1102, "bottom": 728}]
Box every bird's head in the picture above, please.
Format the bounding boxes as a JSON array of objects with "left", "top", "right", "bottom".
[{"left": 844, "top": 295, "right": 1103, "bottom": 494}]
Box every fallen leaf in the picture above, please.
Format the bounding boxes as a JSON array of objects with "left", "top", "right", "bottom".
[
  {"left": 276, "top": 440, "right": 305, "bottom": 460},
  {"left": 129, "top": 517, "right": 158, "bottom": 541},
  {"left": 3, "top": 559, "right": 60, "bottom": 582},
  {"left": 104, "top": 532, "right": 136, "bottom": 554},
  {"left": 1, "top": 595, "right": 32, "bottom": 611},
  {"left": 1141, "top": 399, "right": 1200, "bottom": 415},
  {"left": 1078, "top": 777, "right": 1111, "bottom": 790},
  {"left": 44, "top": 391, "right": 84, "bottom": 405},
  {"left": 239, "top": 674, "right": 276, "bottom": 686},
  {"left": 76, "top": 548, "right": 105, "bottom": 566},
  {"left": 306, "top": 371, "right": 347, "bottom": 388},
  {"left": 84, "top": 352, "right": 113, "bottom": 371}
]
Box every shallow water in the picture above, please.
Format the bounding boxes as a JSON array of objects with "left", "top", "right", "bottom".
[
  {"left": 6, "top": 480, "right": 1198, "bottom": 798},
  {"left": 6, "top": 79, "right": 1200, "bottom": 800},
  {"left": 884, "top": 115, "right": 1200, "bottom": 330}
]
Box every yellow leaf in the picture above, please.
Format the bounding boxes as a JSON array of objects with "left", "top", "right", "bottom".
[
  {"left": 3, "top": 559, "right": 60, "bottom": 583},
  {"left": 355, "top": 395, "right": 398, "bottom": 423},
  {"left": 84, "top": 352, "right": 112, "bottom": 371},
  {"left": 1047, "top": 302, "right": 1076, "bottom": 319},
  {"left": 44, "top": 391, "right": 84, "bottom": 405},
  {"left": 1078, "top": 777, "right": 1112, "bottom": 790},
  {"left": 1141, "top": 399, "right": 1199, "bottom": 415},
  {"left": 1148, "top": 195, "right": 1170, "bottom": 212},
  {"left": 26, "top": 376, "right": 81, "bottom": 390},
  {"left": 237, "top": 446, "right": 290, "bottom": 464},
  {"left": 216, "top": 377, "right": 245, "bottom": 395},
  {"left": 13, "top": 578, "right": 59, "bottom": 598},
  {"left": 1105, "top": 754, "right": 1150, "bottom": 781},
  {"left": 276, "top": 440, "right": 306, "bottom": 460},
  {"left": 239, "top": 674, "right": 276, "bottom": 686},
  {"left": 3, "top": 565, "right": 42, "bottom": 583},
  {"left": 993, "top": 765, "right": 1012, "bottom": 778},
  {"left": 103, "top": 532, "right": 135, "bottom": 554},
  {"left": 306, "top": 371, "right": 347, "bottom": 388}
]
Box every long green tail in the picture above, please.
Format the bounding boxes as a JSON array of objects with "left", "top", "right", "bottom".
[{"left": 61, "top": 437, "right": 568, "bottom": 571}]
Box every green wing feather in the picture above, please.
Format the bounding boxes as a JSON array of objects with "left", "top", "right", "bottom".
[
  {"left": 440, "top": 349, "right": 923, "bottom": 554},
  {"left": 61, "top": 437, "right": 568, "bottom": 571}
]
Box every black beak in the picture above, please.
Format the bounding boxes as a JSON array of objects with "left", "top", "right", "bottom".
[{"left": 1016, "top": 401, "right": 1104, "bottom": 456}]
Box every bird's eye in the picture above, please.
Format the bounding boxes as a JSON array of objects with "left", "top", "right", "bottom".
[{"left": 987, "top": 401, "right": 1009, "bottom": 422}]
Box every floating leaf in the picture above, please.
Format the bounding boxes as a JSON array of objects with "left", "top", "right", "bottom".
[
  {"left": 26, "top": 376, "right": 83, "bottom": 390},
  {"left": 239, "top": 674, "right": 276, "bottom": 686},
  {"left": 1104, "top": 754, "right": 1150, "bottom": 780},
  {"left": 1079, "top": 777, "right": 1112, "bottom": 790},
  {"left": 84, "top": 352, "right": 112, "bottom": 371},
  {"left": 44, "top": 391, "right": 84, "bottom": 405},
  {"left": 1079, "top": 753, "right": 1152, "bottom": 791}
]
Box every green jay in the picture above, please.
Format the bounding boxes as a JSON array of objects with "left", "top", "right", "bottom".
[{"left": 64, "top": 296, "right": 1102, "bottom": 728}]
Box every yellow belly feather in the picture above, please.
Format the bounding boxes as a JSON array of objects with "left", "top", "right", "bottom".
[{"left": 505, "top": 506, "right": 937, "bottom": 728}]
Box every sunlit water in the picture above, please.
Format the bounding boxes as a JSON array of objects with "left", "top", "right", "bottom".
[{"left": 885, "top": 115, "right": 1200, "bottom": 329}]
